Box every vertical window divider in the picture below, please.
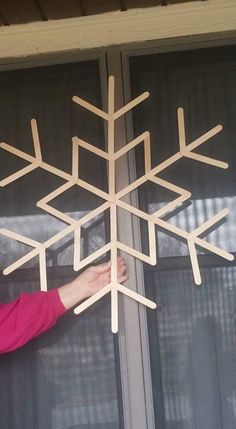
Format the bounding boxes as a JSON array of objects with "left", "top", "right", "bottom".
[{"left": 105, "top": 46, "right": 155, "bottom": 429}]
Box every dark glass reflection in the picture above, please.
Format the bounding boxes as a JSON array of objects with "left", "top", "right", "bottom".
[
  {"left": 130, "top": 44, "right": 236, "bottom": 429},
  {"left": 0, "top": 60, "right": 122, "bottom": 429}
]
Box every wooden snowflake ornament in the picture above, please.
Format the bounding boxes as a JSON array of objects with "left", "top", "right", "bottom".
[{"left": 0, "top": 76, "right": 234, "bottom": 333}]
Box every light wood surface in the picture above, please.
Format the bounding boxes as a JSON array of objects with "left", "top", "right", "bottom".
[{"left": 0, "top": 0, "right": 234, "bottom": 60}]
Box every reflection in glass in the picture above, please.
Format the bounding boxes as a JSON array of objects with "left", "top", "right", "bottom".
[
  {"left": 0, "top": 211, "right": 106, "bottom": 269},
  {"left": 149, "top": 266, "right": 236, "bottom": 428},
  {"left": 148, "top": 196, "right": 236, "bottom": 257}
]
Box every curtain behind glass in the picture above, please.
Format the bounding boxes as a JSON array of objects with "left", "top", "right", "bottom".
[
  {"left": 0, "top": 60, "right": 122, "bottom": 429},
  {"left": 129, "top": 45, "right": 236, "bottom": 429}
]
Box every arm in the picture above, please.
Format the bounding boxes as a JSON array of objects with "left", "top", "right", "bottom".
[{"left": 0, "top": 257, "right": 127, "bottom": 354}]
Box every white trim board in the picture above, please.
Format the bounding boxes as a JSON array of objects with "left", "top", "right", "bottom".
[{"left": 0, "top": 0, "right": 235, "bottom": 60}]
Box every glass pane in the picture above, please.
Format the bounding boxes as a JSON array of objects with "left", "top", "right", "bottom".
[
  {"left": 129, "top": 45, "right": 236, "bottom": 429},
  {"left": 129, "top": 45, "right": 236, "bottom": 257},
  {"left": 0, "top": 274, "right": 121, "bottom": 429},
  {"left": 0, "top": 60, "right": 123, "bottom": 429},
  {"left": 0, "top": 60, "right": 108, "bottom": 267},
  {"left": 146, "top": 266, "right": 236, "bottom": 429}
]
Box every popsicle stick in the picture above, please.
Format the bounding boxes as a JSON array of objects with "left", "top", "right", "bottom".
[
  {"left": 31, "top": 119, "right": 42, "bottom": 161},
  {"left": 117, "top": 198, "right": 147, "bottom": 219},
  {"left": 74, "top": 284, "right": 112, "bottom": 314},
  {"left": 110, "top": 205, "right": 117, "bottom": 280},
  {"left": 116, "top": 174, "right": 147, "bottom": 200},
  {"left": 78, "top": 202, "right": 110, "bottom": 227},
  {"left": 77, "top": 178, "right": 111, "bottom": 201},
  {"left": 186, "top": 125, "right": 223, "bottom": 152},
  {"left": 114, "top": 132, "right": 149, "bottom": 160},
  {"left": 149, "top": 176, "right": 191, "bottom": 197},
  {"left": 152, "top": 194, "right": 189, "bottom": 218},
  {"left": 153, "top": 217, "right": 189, "bottom": 240},
  {"left": 37, "top": 182, "right": 76, "bottom": 224},
  {"left": 0, "top": 161, "right": 40, "bottom": 187},
  {"left": 144, "top": 132, "right": 152, "bottom": 173},
  {"left": 110, "top": 243, "right": 118, "bottom": 333},
  {"left": 192, "top": 208, "right": 229, "bottom": 238},
  {"left": 72, "top": 96, "right": 109, "bottom": 121},
  {"left": 116, "top": 283, "right": 156, "bottom": 309},
  {"left": 183, "top": 150, "right": 228, "bottom": 169},
  {"left": 44, "top": 223, "right": 76, "bottom": 248},
  {"left": 188, "top": 239, "right": 201, "bottom": 285},
  {"left": 113, "top": 92, "right": 149, "bottom": 120},
  {"left": 148, "top": 125, "right": 223, "bottom": 179},
  {"left": 150, "top": 152, "right": 182, "bottom": 176},
  {"left": 178, "top": 107, "right": 186, "bottom": 152},
  {"left": 39, "top": 203, "right": 75, "bottom": 225},
  {"left": 37, "top": 181, "right": 74, "bottom": 204},
  {"left": 38, "top": 186, "right": 74, "bottom": 211},
  {"left": 116, "top": 200, "right": 157, "bottom": 264},
  {"left": 3, "top": 248, "right": 39, "bottom": 275},
  {"left": 111, "top": 287, "right": 118, "bottom": 333},
  {"left": 41, "top": 161, "right": 74, "bottom": 182},
  {"left": 116, "top": 199, "right": 150, "bottom": 225},
  {"left": 149, "top": 176, "right": 191, "bottom": 217},
  {"left": 44, "top": 201, "right": 110, "bottom": 250},
  {"left": 72, "top": 137, "right": 109, "bottom": 160},
  {"left": 0, "top": 228, "right": 40, "bottom": 248},
  {"left": 39, "top": 248, "right": 47, "bottom": 291},
  {"left": 148, "top": 221, "right": 157, "bottom": 265},
  {"left": 74, "top": 243, "right": 111, "bottom": 271},
  {"left": 0, "top": 142, "right": 36, "bottom": 163},
  {"left": 109, "top": 144, "right": 115, "bottom": 194},
  {"left": 116, "top": 241, "right": 156, "bottom": 265},
  {"left": 72, "top": 138, "right": 79, "bottom": 178},
  {"left": 195, "top": 237, "right": 234, "bottom": 261}
]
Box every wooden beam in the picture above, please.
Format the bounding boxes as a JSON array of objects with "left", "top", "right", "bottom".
[{"left": 0, "top": 0, "right": 235, "bottom": 60}]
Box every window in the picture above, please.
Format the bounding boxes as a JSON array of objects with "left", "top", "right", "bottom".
[
  {"left": 0, "top": 59, "right": 123, "bottom": 429},
  {"left": 129, "top": 44, "right": 236, "bottom": 428}
]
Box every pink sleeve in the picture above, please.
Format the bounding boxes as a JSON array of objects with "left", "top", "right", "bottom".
[{"left": 0, "top": 288, "right": 67, "bottom": 354}]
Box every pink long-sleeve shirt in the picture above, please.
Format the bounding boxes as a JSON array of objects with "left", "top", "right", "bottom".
[{"left": 0, "top": 289, "right": 66, "bottom": 354}]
